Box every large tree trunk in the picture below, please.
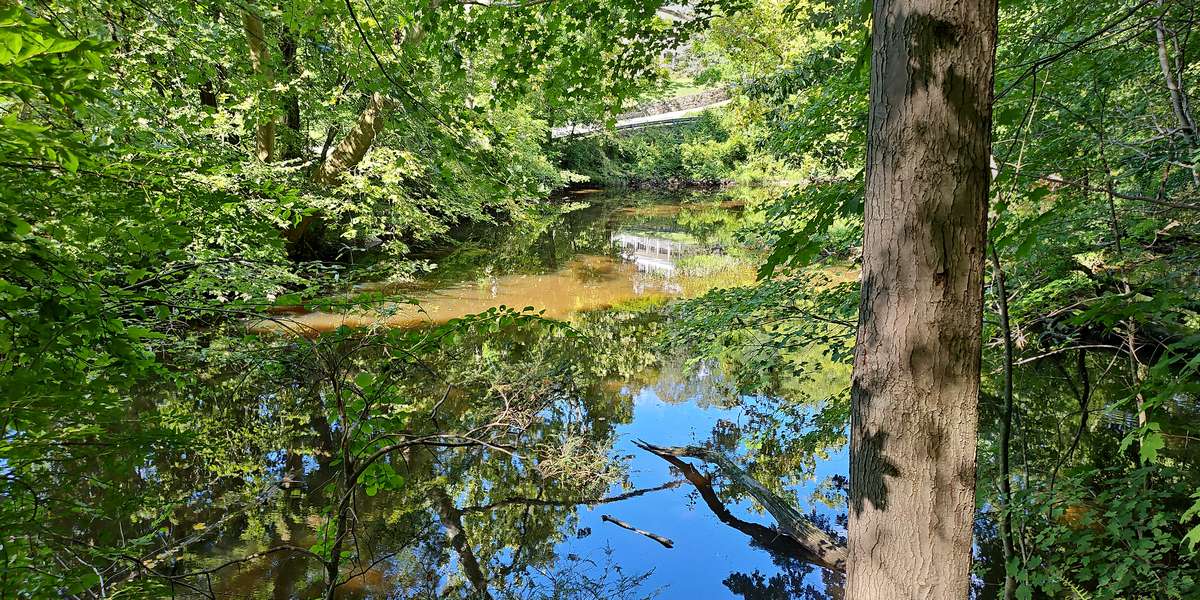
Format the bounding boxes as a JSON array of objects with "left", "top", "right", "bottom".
[
  {"left": 241, "top": 10, "right": 275, "bottom": 163},
  {"left": 847, "top": 0, "right": 997, "bottom": 597}
]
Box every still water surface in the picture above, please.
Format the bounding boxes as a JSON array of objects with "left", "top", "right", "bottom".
[{"left": 208, "top": 188, "right": 850, "bottom": 599}]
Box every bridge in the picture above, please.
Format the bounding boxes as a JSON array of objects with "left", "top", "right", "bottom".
[{"left": 551, "top": 94, "right": 731, "bottom": 139}]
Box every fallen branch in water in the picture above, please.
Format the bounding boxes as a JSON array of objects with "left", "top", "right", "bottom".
[
  {"left": 635, "top": 440, "right": 846, "bottom": 572},
  {"left": 601, "top": 514, "right": 674, "bottom": 548}
]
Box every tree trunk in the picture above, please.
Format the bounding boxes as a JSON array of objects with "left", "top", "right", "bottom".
[
  {"left": 990, "top": 247, "right": 1017, "bottom": 600},
  {"left": 198, "top": 6, "right": 222, "bottom": 112},
  {"left": 199, "top": 80, "right": 217, "bottom": 108},
  {"left": 287, "top": 92, "right": 395, "bottom": 247},
  {"left": 1154, "top": 1, "right": 1200, "bottom": 184},
  {"left": 847, "top": 0, "right": 997, "bottom": 597},
  {"left": 1155, "top": 3, "right": 1198, "bottom": 141},
  {"left": 241, "top": 9, "right": 275, "bottom": 163},
  {"left": 431, "top": 487, "right": 493, "bottom": 599},
  {"left": 310, "top": 92, "right": 394, "bottom": 185},
  {"left": 283, "top": 92, "right": 393, "bottom": 248},
  {"left": 279, "top": 26, "right": 303, "bottom": 161},
  {"left": 288, "top": 0, "right": 443, "bottom": 248},
  {"left": 306, "top": 0, "right": 442, "bottom": 185}
]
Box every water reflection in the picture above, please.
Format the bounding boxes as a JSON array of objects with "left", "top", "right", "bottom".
[
  {"left": 255, "top": 192, "right": 755, "bottom": 335},
  {"left": 611, "top": 231, "right": 703, "bottom": 279},
  {"left": 162, "top": 188, "right": 849, "bottom": 599}
]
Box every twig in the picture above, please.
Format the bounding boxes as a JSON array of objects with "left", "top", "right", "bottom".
[{"left": 600, "top": 515, "right": 674, "bottom": 549}]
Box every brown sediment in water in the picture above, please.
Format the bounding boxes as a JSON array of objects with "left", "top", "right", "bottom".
[
  {"left": 615, "top": 204, "right": 684, "bottom": 217},
  {"left": 250, "top": 255, "right": 757, "bottom": 337}
]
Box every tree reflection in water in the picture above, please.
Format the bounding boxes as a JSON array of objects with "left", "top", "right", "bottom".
[{"left": 35, "top": 189, "right": 854, "bottom": 599}]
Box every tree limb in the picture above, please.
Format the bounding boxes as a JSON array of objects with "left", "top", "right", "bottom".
[{"left": 634, "top": 440, "right": 846, "bottom": 572}]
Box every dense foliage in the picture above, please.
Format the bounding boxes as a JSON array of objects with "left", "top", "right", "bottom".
[
  {"left": 0, "top": 1, "right": 743, "bottom": 596},
  {"left": 666, "top": 0, "right": 1200, "bottom": 597},
  {"left": 3, "top": 0, "right": 1199, "bottom": 597}
]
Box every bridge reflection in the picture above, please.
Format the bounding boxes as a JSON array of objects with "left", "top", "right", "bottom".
[{"left": 611, "top": 231, "right": 706, "bottom": 277}]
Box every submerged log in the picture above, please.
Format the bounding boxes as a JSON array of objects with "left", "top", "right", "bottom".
[{"left": 635, "top": 440, "right": 847, "bottom": 572}]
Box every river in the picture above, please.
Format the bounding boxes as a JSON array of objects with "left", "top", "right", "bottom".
[{"left": 178, "top": 186, "right": 857, "bottom": 599}]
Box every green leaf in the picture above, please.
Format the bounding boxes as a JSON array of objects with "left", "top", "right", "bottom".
[
  {"left": 1, "top": 31, "right": 22, "bottom": 58},
  {"left": 9, "top": 216, "right": 31, "bottom": 237},
  {"left": 45, "top": 38, "right": 80, "bottom": 54},
  {"left": 354, "top": 372, "right": 374, "bottom": 389},
  {"left": 61, "top": 149, "right": 79, "bottom": 173},
  {"left": 1184, "top": 524, "right": 1200, "bottom": 551},
  {"left": 1016, "top": 583, "right": 1033, "bottom": 600},
  {"left": 1139, "top": 431, "right": 1165, "bottom": 464}
]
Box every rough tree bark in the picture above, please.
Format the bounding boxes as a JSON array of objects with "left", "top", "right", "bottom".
[
  {"left": 847, "top": 0, "right": 997, "bottom": 597},
  {"left": 241, "top": 9, "right": 275, "bottom": 162}
]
